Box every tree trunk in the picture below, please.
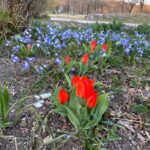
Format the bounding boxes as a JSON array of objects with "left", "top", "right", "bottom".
[
  {"left": 67, "top": 0, "right": 70, "bottom": 14},
  {"left": 87, "top": 4, "right": 90, "bottom": 14},
  {"left": 9, "top": 0, "right": 14, "bottom": 16},
  {"left": 140, "top": 0, "right": 144, "bottom": 12},
  {"left": 81, "top": 0, "right": 84, "bottom": 14},
  {"left": 129, "top": 4, "right": 135, "bottom": 13}
]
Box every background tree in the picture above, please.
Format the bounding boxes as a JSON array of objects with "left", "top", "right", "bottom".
[
  {"left": 140, "top": 0, "right": 144, "bottom": 12},
  {"left": 127, "top": 0, "right": 139, "bottom": 13}
]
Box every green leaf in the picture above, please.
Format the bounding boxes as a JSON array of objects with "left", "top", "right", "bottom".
[
  {"left": 85, "top": 94, "right": 109, "bottom": 129},
  {"left": 92, "top": 148, "right": 109, "bottom": 150},
  {"left": 51, "top": 108, "right": 67, "bottom": 117},
  {"left": 64, "top": 106, "right": 81, "bottom": 130},
  {"left": 0, "top": 82, "right": 9, "bottom": 123},
  {"left": 83, "top": 43, "right": 89, "bottom": 53},
  {"left": 79, "top": 107, "right": 89, "bottom": 126},
  {"left": 65, "top": 61, "right": 76, "bottom": 72},
  {"left": 64, "top": 74, "right": 71, "bottom": 89}
]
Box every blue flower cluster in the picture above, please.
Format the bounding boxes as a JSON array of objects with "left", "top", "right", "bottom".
[{"left": 6, "top": 22, "right": 150, "bottom": 72}]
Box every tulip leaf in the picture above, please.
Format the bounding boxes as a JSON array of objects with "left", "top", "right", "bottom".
[
  {"left": 65, "top": 61, "right": 76, "bottom": 72},
  {"left": 0, "top": 82, "right": 9, "bottom": 123},
  {"left": 80, "top": 107, "right": 89, "bottom": 126},
  {"left": 85, "top": 94, "right": 109, "bottom": 129},
  {"left": 82, "top": 43, "right": 89, "bottom": 53},
  {"left": 64, "top": 106, "right": 80, "bottom": 130},
  {"left": 64, "top": 74, "right": 71, "bottom": 89},
  {"left": 51, "top": 107, "right": 67, "bottom": 117}
]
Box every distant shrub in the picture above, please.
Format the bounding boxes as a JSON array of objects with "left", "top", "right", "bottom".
[
  {"left": 0, "top": 9, "right": 27, "bottom": 45},
  {"left": 137, "top": 24, "right": 150, "bottom": 35},
  {"left": 110, "top": 19, "right": 124, "bottom": 32},
  {"left": 89, "top": 19, "right": 124, "bottom": 33},
  {"left": 27, "top": 0, "right": 48, "bottom": 18}
]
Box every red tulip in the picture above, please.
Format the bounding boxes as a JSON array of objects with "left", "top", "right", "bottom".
[
  {"left": 81, "top": 53, "right": 88, "bottom": 64},
  {"left": 72, "top": 75, "right": 80, "bottom": 87},
  {"left": 27, "top": 44, "right": 32, "bottom": 49},
  {"left": 58, "top": 89, "right": 69, "bottom": 104},
  {"left": 65, "top": 56, "right": 70, "bottom": 65},
  {"left": 90, "top": 40, "right": 96, "bottom": 52},
  {"left": 101, "top": 43, "right": 108, "bottom": 52},
  {"left": 72, "top": 75, "right": 97, "bottom": 108},
  {"left": 86, "top": 95, "right": 97, "bottom": 108},
  {"left": 75, "top": 80, "right": 85, "bottom": 98}
]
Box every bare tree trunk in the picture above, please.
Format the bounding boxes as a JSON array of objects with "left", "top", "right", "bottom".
[
  {"left": 81, "top": 0, "right": 84, "bottom": 14},
  {"left": 129, "top": 4, "right": 134, "bottom": 13},
  {"left": 86, "top": 4, "right": 89, "bottom": 14},
  {"left": 67, "top": 0, "right": 70, "bottom": 14},
  {"left": 9, "top": 0, "right": 14, "bottom": 16},
  {"left": 127, "top": 0, "right": 138, "bottom": 14},
  {"left": 140, "top": 0, "right": 144, "bottom": 12},
  {"left": 121, "top": 0, "right": 125, "bottom": 13}
]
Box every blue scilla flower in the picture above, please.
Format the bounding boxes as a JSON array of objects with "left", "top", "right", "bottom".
[
  {"left": 36, "top": 43, "right": 41, "bottom": 48},
  {"left": 11, "top": 55, "right": 20, "bottom": 63},
  {"left": 90, "top": 54, "right": 94, "bottom": 58},
  {"left": 55, "top": 53, "right": 59, "bottom": 57},
  {"left": 99, "top": 38, "right": 105, "bottom": 44},
  {"left": 137, "top": 47, "right": 143, "bottom": 56},
  {"left": 21, "top": 61, "right": 30, "bottom": 70},
  {"left": 55, "top": 57, "right": 61, "bottom": 65},
  {"left": 44, "top": 37, "right": 51, "bottom": 44},
  {"left": 26, "top": 57, "right": 35, "bottom": 63},
  {"left": 71, "top": 68, "right": 75, "bottom": 74},
  {"left": 124, "top": 47, "right": 130, "bottom": 55},
  {"left": 111, "top": 34, "right": 120, "bottom": 41},
  {"left": 19, "top": 37, "right": 31, "bottom": 44},
  {"left": 5, "top": 40, "right": 11, "bottom": 46},
  {"left": 54, "top": 44, "right": 62, "bottom": 49},
  {"left": 62, "top": 42, "right": 67, "bottom": 48},
  {"left": 35, "top": 64, "right": 48, "bottom": 74},
  {"left": 73, "top": 32, "right": 79, "bottom": 39},
  {"left": 12, "top": 46, "right": 19, "bottom": 53},
  {"left": 77, "top": 40, "right": 81, "bottom": 46}
]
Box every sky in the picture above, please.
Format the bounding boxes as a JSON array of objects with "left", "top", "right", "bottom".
[
  {"left": 145, "top": 0, "right": 150, "bottom": 4},
  {"left": 127, "top": 0, "right": 150, "bottom": 4}
]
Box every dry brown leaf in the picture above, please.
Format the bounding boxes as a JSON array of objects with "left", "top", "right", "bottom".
[{"left": 137, "top": 133, "right": 146, "bottom": 144}]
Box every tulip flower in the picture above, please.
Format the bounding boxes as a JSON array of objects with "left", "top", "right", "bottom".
[
  {"left": 81, "top": 53, "right": 88, "bottom": 64},
  {"left": 72, "top": 75, "right": 80, "bottom": 87},
  {"left": 75, "top": 80, "right": 86, "bottom": 98},
  {"left": 27, "top": 44, "right": 32, "bottom": 49},
  {"left": 85, "top": 89, "right": 97, "bottom": 108},
  {"left": 58, "top": 89, "right": 69, "bottom": 104},
  {"left": 101, "top": 43, "right": 108, "bottom": 52},
  {"left": 90, "top": 40, "right": 96, "bottom": 52},
  {"left": 65, "top": 56, "right": 70, "bottom": 65},
  {"left": 73, "top": 75, "right": 97, "bottom": 108},
  {"left": 86, "top": 95, "right": 97, "bottom": 108}
]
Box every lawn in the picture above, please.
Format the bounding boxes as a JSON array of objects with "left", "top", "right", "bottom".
[
  {"left": 0, "top": 20, "right": 150, "bottom": 150},
  {"left": 50, "top": 13, "right": 150, "bottom": 24}
]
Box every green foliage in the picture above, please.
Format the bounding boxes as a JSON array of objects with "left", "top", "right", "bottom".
[
  {"left": 90, "top": 22, "right": 110, "bottom": 32},
  {"left": 110, "top": 19, "right": 124, "bottom": 32},
  {"left": 0, "top": 10, "right": 25, "bottom": 44},
  {"left": 0, "top": 82, "right": 12, "bottom": 127},
  {"left": 130, "top": 79, "right": 138, "bottom": 88},
  {"left": 0, "top": 82, "right": 9, "bottom": 123},
  {"left": 137, "top": 24, "right": 150, "bottom": 36},
  {"left": 130, "top": 104, "right": 149, "bottom": 118},
  {"left": 17, "top": 44, "right": 35, "bottom": 59},
  {"left": 90, "top": 19, "right": 124, "bottom": 33}
]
